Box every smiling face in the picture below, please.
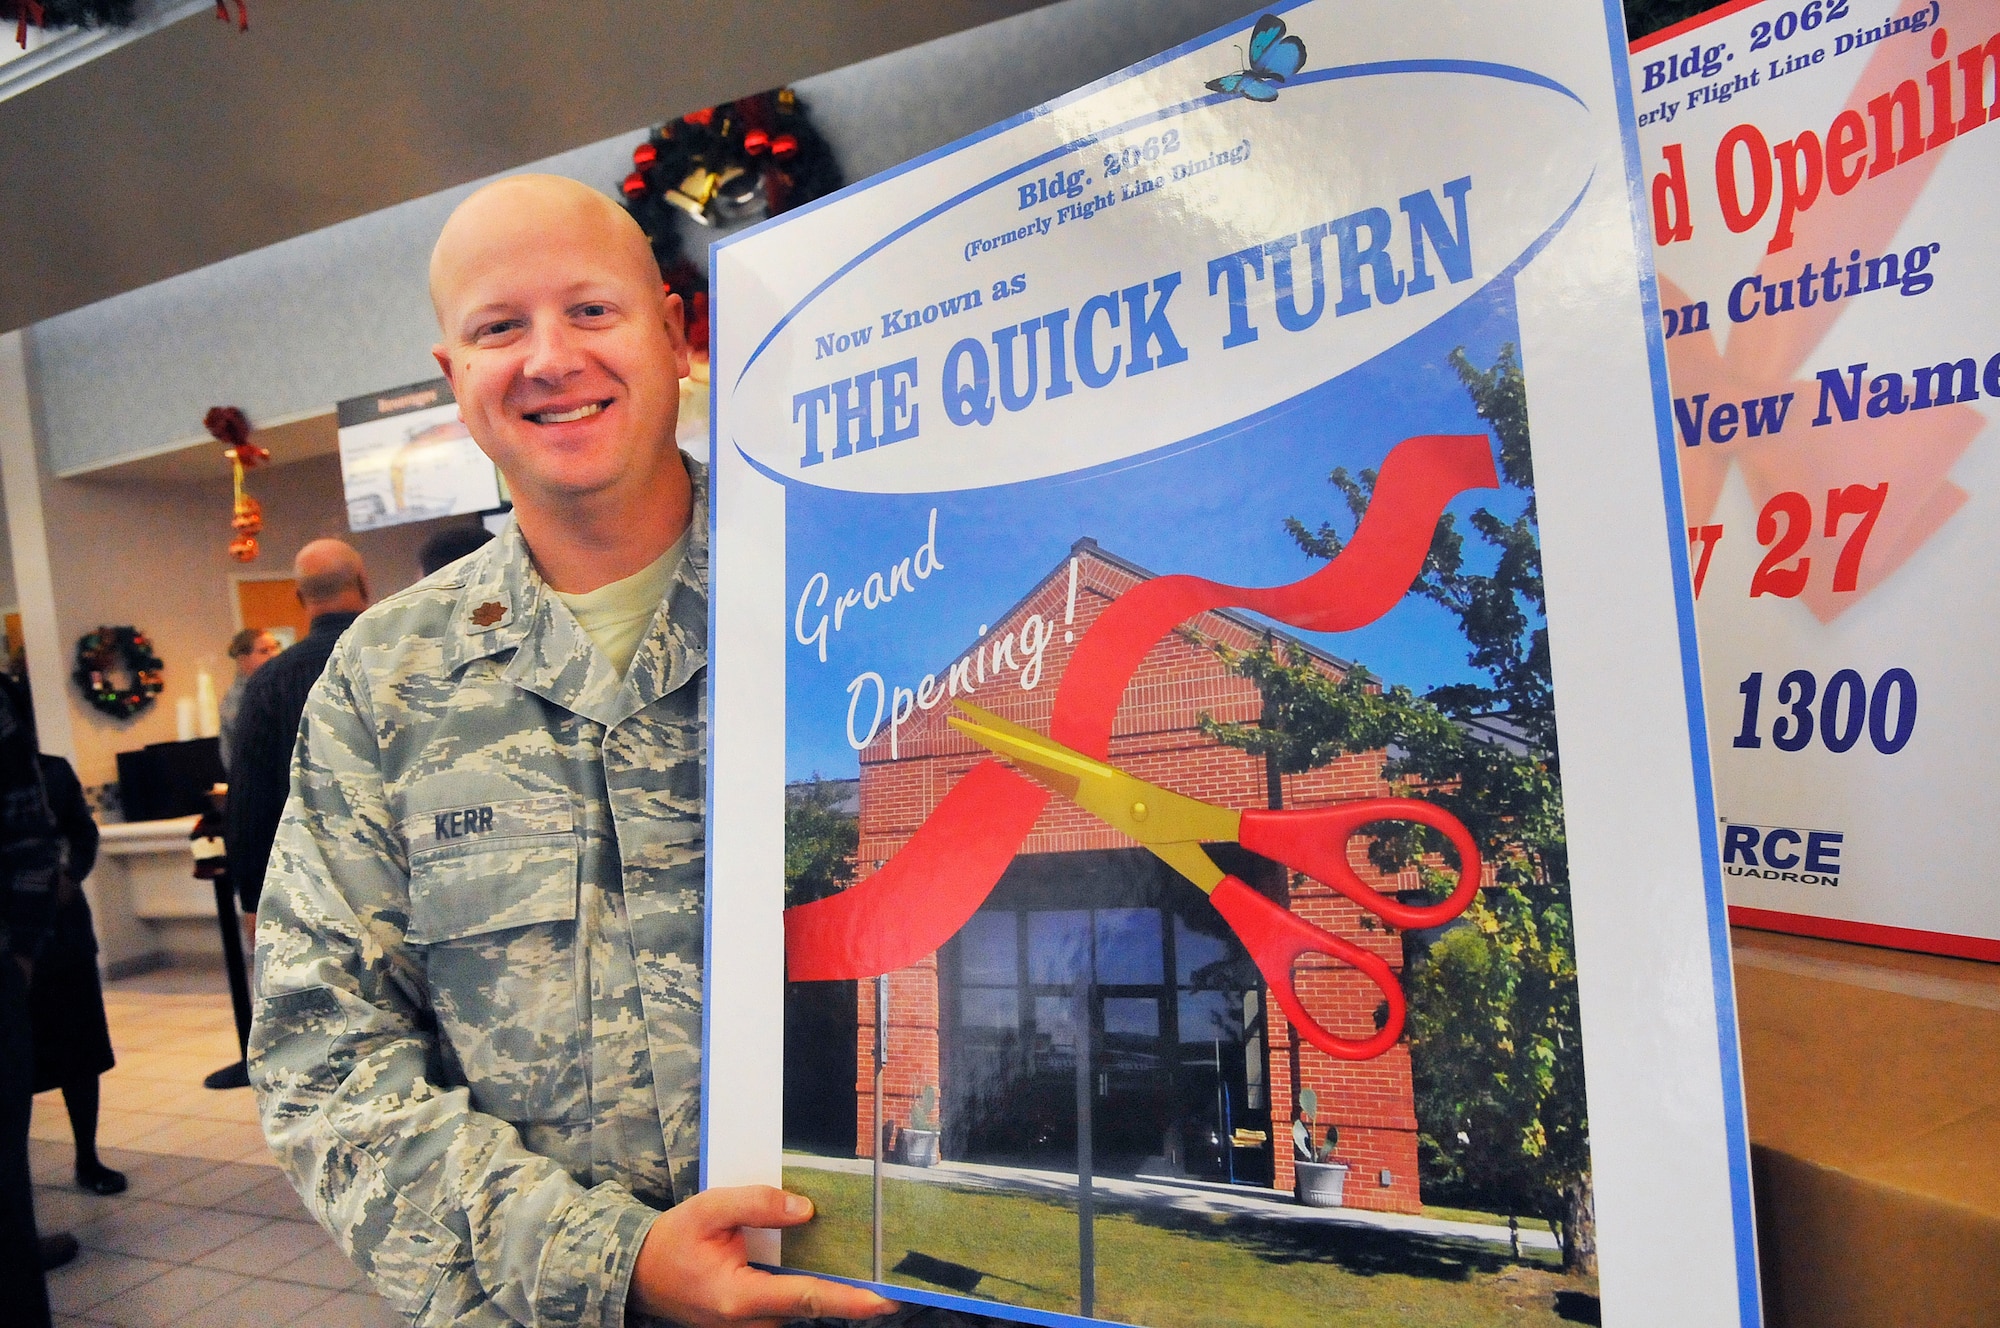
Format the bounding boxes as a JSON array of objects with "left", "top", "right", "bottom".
[{"left": 429, "top": 176, "right": 689, "bottom": 518}]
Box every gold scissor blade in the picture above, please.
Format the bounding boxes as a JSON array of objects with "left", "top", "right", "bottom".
[
  {"left": 948, "top": 703, "right": 1240, "bottom": 848},
  {"left": 947, "top": 706, "right": 1089, "bottom": 803},
  {"left": 949, "top": 702, "right": 1053, "bottom": 752}
]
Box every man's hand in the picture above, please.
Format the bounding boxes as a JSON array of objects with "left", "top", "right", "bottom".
[{"left": 628, "top": 1185, "right": 898, "bottom": 1328}]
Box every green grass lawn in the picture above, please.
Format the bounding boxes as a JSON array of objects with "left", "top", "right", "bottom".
[{"left": 782, "top": 1166, "right": 1596, "bottom": 1328}]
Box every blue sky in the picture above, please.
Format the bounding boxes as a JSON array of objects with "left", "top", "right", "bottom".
[{"left": 781, "top": 274, "right": 1532, "bottom": 781}]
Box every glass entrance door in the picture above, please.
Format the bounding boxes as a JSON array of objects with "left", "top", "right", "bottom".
[
  {"left": 1025, "top": 907, "right": 1171, "bottom": 1174},
  {"left": 944, "top": 849, "right": 1271, "bottom": 1183}
]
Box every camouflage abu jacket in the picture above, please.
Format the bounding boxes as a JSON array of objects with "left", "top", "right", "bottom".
[{"left": 250, "top": 462, "right": 708, "bottom": 1327}]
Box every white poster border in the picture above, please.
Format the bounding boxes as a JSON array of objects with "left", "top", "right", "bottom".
[{"left": 705, "top": 3, "right": 1762, "bottom": 1323}]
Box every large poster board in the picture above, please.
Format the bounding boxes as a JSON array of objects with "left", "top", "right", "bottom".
[
  {"left": 708, "top": 3, "right": 1761, "bottom": 1325},
  {"left": 335, "top": 376, "right": 502, "bottom": 532},
  {"left": 1633, "top": 0, "right": 2000, "bottom": 960}
]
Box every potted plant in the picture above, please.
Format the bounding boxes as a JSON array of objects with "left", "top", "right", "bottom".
[
  {"left": 899, "top": 1085, "right": 941, "bottom": 1167},
  {"left": 1291, "top": 1088, "right": 1349, "bottom": 1207}
]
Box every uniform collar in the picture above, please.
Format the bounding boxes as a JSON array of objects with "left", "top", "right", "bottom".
[
  {"left": 305, "top": 610, "right": 364, "bottom": 640},
  {"left": 622, "top": 456, "right": 709, "bottom": 720},
  {"left": 443, "top": 457, "right": 709, "bottom": 728}
]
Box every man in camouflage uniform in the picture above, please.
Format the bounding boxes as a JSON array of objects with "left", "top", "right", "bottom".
[{"left": 248, "top": 175, "right": 894, "bottom": 1328}]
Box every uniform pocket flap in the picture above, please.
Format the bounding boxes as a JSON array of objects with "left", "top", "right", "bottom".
[{"left": 406, "top": 836, "right": 578, "bottom": 945}]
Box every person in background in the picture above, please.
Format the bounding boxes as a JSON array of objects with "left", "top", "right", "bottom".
[
  {"left": 417, "top": 522, "right": 494, "bottom": 577},
  {"left": 24, "top": 735, "right": 119, "bottom": 1196},
  {"left": 224, "top": 541, "right": 369, "bottom": 928},
  {"left": 0, "top": 680, "right": 67, "bottom": 1323},
  {"left": 207, "top": 543, "right": 372, "bottom": 1091},
  {"left": 218, "top": 628, "right": 282, "bottom": 773}
]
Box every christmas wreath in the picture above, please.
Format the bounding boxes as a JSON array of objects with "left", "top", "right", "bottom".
[
  {"left": 5, "top": 0, "right": 136, "bottom": 47},
  {"left": 7, "top": 0, "right": 243, "bottom": 47},
  {"left": 73, "top": 625, "right": 165, "bottom": 720},
  {"left": 620, "top": 88, "right": 843, "bottom": 357}
]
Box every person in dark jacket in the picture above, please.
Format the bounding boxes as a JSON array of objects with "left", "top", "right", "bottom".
[
  {"left": 417, "top": 522, "right": 493, "bottom": 578},
  {"left": 25, "top": 750, "right": 120, "bottom": 1196},
  {"left": 225, "top": 539, "right": 370, "bottom": 920},
  {"left": 0, "top": 678, "right": 64, "bottom": 1324},
  {"left": 2, "top": 676, "right": 119, "bottom": 1198}
]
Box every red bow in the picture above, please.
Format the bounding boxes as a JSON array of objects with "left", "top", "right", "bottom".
[{"left": 204, "top": 406, "right": 269, "bottom": 468}]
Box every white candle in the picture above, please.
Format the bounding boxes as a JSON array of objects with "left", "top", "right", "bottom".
[
  {"left": 176, "top": 697, "right": 197, "bottom": 743},
  {"left": 195, "top": 667, "right": 220, "bottom": 738}
]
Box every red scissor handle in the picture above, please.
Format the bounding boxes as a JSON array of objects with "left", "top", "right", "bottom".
[
  {"left": 1239, "top": 798, "right": 1482, "bottom": 930},
  {"left": 1209, "top": 877, "right": 1403, "bottom": 1061}
]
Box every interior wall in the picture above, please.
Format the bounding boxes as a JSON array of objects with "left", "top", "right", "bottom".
[
  {"left": 43, "top": 468, "right": 247, "bottom": 785},
  {"left": 44, "top": 455, "right": 475, "bottom": 789},
  {"left": 0, "top": 481, "right": 17, "bottom": 615},
  {"left": 24, "top": 0, "right": 1252, "bottom": 477}
]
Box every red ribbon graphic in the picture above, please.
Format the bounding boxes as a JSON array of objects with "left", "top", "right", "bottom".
[{"left": 784, "top": 433, "right": 1500, "bottom": 981}]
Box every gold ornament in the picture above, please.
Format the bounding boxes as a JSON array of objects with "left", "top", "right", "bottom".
[{"left": 232, "top": 493, "right": 263, "bottom": 536}]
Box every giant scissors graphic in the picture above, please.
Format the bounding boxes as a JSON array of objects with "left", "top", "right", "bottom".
[
  {"left": 947, "top": 701, "right": 1481, "bottom": 1061},
  {"left": 784, "top": 434, "right": 1504, "bottom": 1047}
]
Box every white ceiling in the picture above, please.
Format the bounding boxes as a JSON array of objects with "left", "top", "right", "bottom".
[{"left": 0, "top": 0, "right": 1053, "bottom": 333}]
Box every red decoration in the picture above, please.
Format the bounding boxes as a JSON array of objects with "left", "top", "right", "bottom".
[
  {"left": 8, "top": 1, "right": 196, "bottom": 50},
  {"left": 213, "top": 0, "right": 246, "bottom": 31},
  {"left": 204, "top": 406, "right": 267, "bottom": 467},
  {"left": 13, "top": 0, "right": 44, "bottom": 49},
  {"left": 206, "top": 405, "right": 266, "bottom": 561},
  {"left": 620, "top": 87, "right": 841, "bottom": 360},
  {"left": 231, "top": 495, "right": 263, "bottom": 536},
  {"left": 686, "top": 291, "right": 710, "bottom": 357}
]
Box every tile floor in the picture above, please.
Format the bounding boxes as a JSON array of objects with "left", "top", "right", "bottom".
[{"left": 27, "top": 963, "right": 401, "bottom": 1327}]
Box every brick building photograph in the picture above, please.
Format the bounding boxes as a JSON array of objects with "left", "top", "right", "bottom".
[
  {"left": 769, "top": 357, "right": 1598, "bottom": 1323},
  {"left": 784, "top": 536, "right": 1478, "bottom": 1214}
]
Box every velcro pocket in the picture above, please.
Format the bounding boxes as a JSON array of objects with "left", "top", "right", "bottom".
[
  {"left": 405, "top": 833, "right": 587, "bottom": 1123},
  {"left": 406, "top": 822, "right": 578, "bottom": 945}
]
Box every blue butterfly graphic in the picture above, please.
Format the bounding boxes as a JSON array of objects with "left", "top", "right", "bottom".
[{"left": 1206, "top": 14, "right": 1307, "bottom": 102}]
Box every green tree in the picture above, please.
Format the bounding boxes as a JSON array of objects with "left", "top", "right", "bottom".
[
  {"left": 782, "top": 779, "right": 862, "bottom": 1150},
  {"left": 1198, "top": 345, "right": 1593, "bottom": 1273},
  {"left": 784, "top": 778, "right": 860, "bottom": 906}
]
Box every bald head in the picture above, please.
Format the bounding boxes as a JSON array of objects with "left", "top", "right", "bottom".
[
  {"left": 423, "top": 172, "right": 692, "bottom": 586},
  {"left": 295, "top": 539, "right": 370, "bottom": 613},
  {"left": 429, "top": 175, "right": 664, "bottom": 331}
]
